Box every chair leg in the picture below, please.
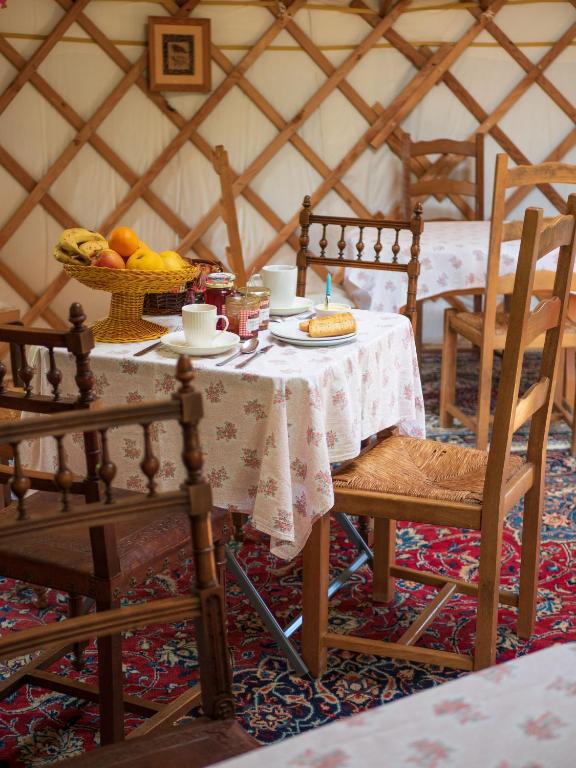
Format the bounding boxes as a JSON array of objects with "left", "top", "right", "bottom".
[
  {"left": 476, "top": 345, "right": 493, "bottom": 451},
  {"left": 70, "top": 594, "right": 86, "bottom": 671},
  {"left": 302, "top": 514, "right": 330, "bottom": 677},
  {"left": 439, "top": 309, "right": 457, "bottom": 427},
  {"left": 96, "top": 597, "right": 125, "bottom": 745},
  {"left": 372, "top": 518, "right": 396, "bottom": 603},
  {"left": 568, "top": 350, "right": 576, "bottom": 457},
  {"left": 474, "top": 510, "right": 505, "bottom": 671},
  {"left": 517, "top": 478, "right": 545, "bottom": 639}
]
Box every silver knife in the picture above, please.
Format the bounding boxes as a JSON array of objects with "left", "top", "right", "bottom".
[{"left": 235, "top": 344, "right": 273, "bottom": 369}]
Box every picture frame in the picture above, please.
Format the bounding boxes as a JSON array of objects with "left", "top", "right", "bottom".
[{"left": 148, "top": 17, "right": 211, "bottom": 93}]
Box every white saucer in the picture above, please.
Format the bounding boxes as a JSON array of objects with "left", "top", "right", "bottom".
[
  {"left": 160, "top": 330, "right": 240, "bottom": 356},
  {"left": 269, "top": 296, "right": 314, "bottom": 316},
  {"left": 270, "top": 318, "right": 357, "bottom": 347}
]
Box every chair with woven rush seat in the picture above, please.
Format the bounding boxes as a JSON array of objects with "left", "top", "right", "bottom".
[
  {"left": 301, "top": 196, "right": 576, "bottom": 674},
  {"left": 0, "top": 355, "right": 257, "bottom": 765},
  {"left": 439, "top": 154, "right": 576, "bottom": 452},
  {"left": 400, "top": 131, "right": 485, "bottom": 351},
  {"left": 296, "top": 196, "right": 423, "bottom": 332},
  {"left": 0, "top": 306, "right": 227, "bottom": 745}
]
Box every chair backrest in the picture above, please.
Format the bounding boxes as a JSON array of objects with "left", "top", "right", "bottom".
[
  {"left": 0, "top": 303, "right": 101, "bottom": 502},
  {"left": 482, "top": 155, "right": 576, "bottom": 352},
  {"left": 401, "top": 132, "right": 485, "bottom": 222},
  {"left": 485, "top": 196, "right": 576, "bottom": 499},
  {"left": 296, "top": 196, "right": 424, "bottom": 331},
  {"left": 0, "top": 355, "right": 235, "bottom": 721},
  {"left": 213, "top": 144, "right": 247, "bottom": 285}
]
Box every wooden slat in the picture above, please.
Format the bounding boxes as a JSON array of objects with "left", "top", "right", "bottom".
[
  {"left": 389, "top": 565, "right": 520, "bottom": 608},
  {"left": 410, "top": 178, "right": 477, "bottom": 198},
  {"left": 128, "top": 685, "right": 202, "bottom": 739},
  {"left": 398, "top": 583, "right": 457, "bottom": 646},
  {"left": 513, "top": 378, "right": 550, "bottom": 432},
  {"left": 323, "top": 632, "right": 474, "bottom": 671},
  {"left": 0, "top": 597, "right": 200, "bottom": 661},
  {"left": 27, "top": 671, "right": 163, "bottom": 716},
  {"left": 411, "top": 138, "right": 476, "bottom": 156},
  {"left": 526, "top": 298, "right": 561, "bottom": 343},
  {"left": 537, "top": 216, "right": 576, "bottom": 259}
]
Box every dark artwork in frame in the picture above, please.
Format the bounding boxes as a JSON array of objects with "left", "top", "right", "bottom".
[{"left": 148, "top": 17, "right": 211, "bottom": 93}]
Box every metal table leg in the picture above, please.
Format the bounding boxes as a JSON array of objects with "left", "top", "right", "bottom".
[{"left": 226, "top": 513, "right": 373, "bottom": 676}]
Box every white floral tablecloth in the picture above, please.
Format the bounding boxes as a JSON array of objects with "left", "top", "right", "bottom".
[
  {"left": 28, "top": 310, "right": 424, "bottom": 559},
  {"left": 218, "top": 643, "right": 576, "bottom": 768},
  {"left": 345, "top": 220, "right": 561, "bottom": 312}
]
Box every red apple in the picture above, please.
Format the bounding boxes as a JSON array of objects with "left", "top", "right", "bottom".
[{"left": 94, "top": 249, "right": 126, "bottom": 269}]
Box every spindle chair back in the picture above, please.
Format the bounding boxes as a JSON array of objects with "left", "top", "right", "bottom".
[
  {"left": 0, "top": 357, "right": 255, "bottom": 761},
  {"left": 302, "top": 198, "right": 576, "bottom": 675},
  {"left": 296, "top": 196, "right": 423, "bottom": 332}
]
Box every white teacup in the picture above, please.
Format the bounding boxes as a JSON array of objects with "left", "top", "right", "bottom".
[
  {"left": 182, "top": 304, "right": 229, "bottom": 346},
  {"left": 252, "top": 265, "right": 297, "bottom": 308}
]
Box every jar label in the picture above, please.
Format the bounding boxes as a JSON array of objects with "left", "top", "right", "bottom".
[
  {"left": 246, "top": 315, "right": 261, "bottom": 333},
  {"left": 260, "top": 307, "right": 270, "bottom": 322}
]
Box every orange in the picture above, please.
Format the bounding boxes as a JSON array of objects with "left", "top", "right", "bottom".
[{"left": 108, "top": 226, "right": 139, "bottom": 258}]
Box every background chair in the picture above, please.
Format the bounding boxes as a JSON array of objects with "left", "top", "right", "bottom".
[
  {"left": 0, "top": 306, "right": 227, "bottom": 744},
  {"left": 401, "top": 131, "right": 485, "bottom": 350},
  {"left": 401, "top": 132, "right": 484, "bottom": 222},
  {"left": 439, "top": 154, "right": 576, "bottom": 451},
  {"left": 0, "top": 355, "right": 257, "bottom": 765},
  {"left": 296, "top": 196, "right": 423, "bottom": 332},
  {"left": 302, "top": 197, "right": 576, "bottom": 675}
]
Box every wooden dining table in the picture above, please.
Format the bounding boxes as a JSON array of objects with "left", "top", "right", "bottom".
[{"left": 24, "top": 308, "right": 424, "bottom": 675}]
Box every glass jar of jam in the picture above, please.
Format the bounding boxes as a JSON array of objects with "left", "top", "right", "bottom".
[
  {"left": 239, "top": 286, "right": 271, "bottom": 331},
  {"left": 225, "top": 292, "right": 260, "bottom": 340},
  {"left": 204, "top": 272, "right": 235, "bottom": 329}
]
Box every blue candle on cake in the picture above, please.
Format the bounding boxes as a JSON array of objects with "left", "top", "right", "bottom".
[{"left": 325, "top": 273, "right": 332, "bottom": 308}]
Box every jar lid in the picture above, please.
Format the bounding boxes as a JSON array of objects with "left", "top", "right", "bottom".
[
  {"left": 238, "top": 286, "right": 271, "bottom": 297},
  {"left": 205, "top": 272, "right": 235, "bottom": 288}
]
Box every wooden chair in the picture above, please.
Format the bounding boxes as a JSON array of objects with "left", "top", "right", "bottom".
[
  {"left": 301, "top": 197, "right": 576, "bottom": 674},
  {"left": 296, "top": 196, "right": 424, "bottom": 332},
  {"left": 0, "top": 305, "right": 226, "bottom": 745},
  {"left": 401, "top": 132, "right": 484, "bottom": 222},
  {"left": 401, "top": 132, "right": 485, "bottom": 349},
  {"left": 0, "top": 355, "right": 257, "bottom": 766},
  {"left": 439, "top": 155, "right": 576, "bottom": 451}
]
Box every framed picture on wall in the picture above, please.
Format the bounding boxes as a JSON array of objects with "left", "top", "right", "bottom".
[{"left": 148, "top": 17, "right": 211, "bottom": 92}]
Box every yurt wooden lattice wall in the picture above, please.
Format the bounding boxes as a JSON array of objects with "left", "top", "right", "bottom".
[{"left": 0, "top": 0, "right": 575, "bottom": 332}]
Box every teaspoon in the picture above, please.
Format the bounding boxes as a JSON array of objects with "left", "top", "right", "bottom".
[{"left": 216, "top": 336, "right": 259, "bottom": 366}]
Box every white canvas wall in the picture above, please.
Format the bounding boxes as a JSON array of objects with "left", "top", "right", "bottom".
[{"left": 0, "top": 0, "right": 575, "bottom": 340}]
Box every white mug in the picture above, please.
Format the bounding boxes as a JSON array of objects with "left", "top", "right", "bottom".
[
  {"left": 182, "top": 304, "right": 229, "bottom": 346},
  {"left": 251, "top": 265, "right": 297, "bottom": 308}
]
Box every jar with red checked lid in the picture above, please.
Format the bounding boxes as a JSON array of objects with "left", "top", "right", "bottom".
[{"left": 225, "top": 292, "right": 260, "bottom": 340}]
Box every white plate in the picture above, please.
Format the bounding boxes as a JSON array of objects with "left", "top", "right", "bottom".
[
  {"left": 269, "top": 296, "right": 314, "bottom": 316},
  {"left": 270, "top": 318, "right": 357, "bottom": 347},
  {"left": 160, "top": 330, "right": 240, "bottom": 356},
  {"left": 273, "top": 335, "right": 358, "bottom": 348}
]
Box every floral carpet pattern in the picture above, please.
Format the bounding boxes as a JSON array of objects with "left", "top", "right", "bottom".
[{"left": 0, "top": 352, "right": 575, "bottom": 766}]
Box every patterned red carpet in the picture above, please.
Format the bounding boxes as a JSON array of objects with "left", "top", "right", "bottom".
[{"left": 0, "top": 352, "right": 575, "bottom": 766}]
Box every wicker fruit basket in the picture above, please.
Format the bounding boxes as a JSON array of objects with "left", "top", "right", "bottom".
[{"left": 63, "top": 263, "right": 201, "bottom": 342}]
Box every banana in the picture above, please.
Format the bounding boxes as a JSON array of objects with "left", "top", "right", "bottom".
[{"left": 54, "top": 228, "right": 108, "bottom": 265}]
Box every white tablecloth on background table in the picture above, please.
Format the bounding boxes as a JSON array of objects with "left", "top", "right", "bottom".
[
  {"left": 345, "top": 220, "right": 561, "bottom": 313},
  {"left": 27, "top": 310, "right": 424, "bottom": 559},
  {"left": 218, "top": 643, "right": 576, "bottom": 768}
]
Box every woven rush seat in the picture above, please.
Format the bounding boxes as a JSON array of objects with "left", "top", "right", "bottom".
[
  {"left": 333, "top": 436, "right": 524, "bottom": 504},
  {"left": 455, "top": 310, "right": 576, "bottom": 336}
]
